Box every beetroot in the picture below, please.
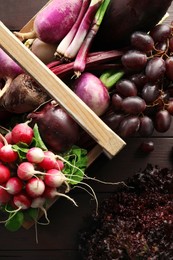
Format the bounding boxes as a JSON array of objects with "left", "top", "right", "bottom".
[
  {"left": 0, "top": 74, "right": 49, "bottom": 114},
  {"left": 27, "top": 102, "right": 80, "bottom": 153}
]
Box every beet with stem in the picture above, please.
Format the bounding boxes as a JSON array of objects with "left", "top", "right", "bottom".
[
  {"left": 0, "top": 74, "right": 50, "bottom": 114},
  {"left": 27, "top": 102, "right": 80, "bottom": 153}
]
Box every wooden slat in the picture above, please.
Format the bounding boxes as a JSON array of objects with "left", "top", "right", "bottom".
[{"left": 0, "top": 22, "right": 126, "bottom": 157}]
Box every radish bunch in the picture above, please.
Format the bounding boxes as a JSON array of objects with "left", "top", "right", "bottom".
[{"left": 0, "top": 121, "right": 87, "bottom": 232}]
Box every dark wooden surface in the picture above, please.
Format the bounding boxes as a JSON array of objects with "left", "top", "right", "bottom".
[{"left": 1, "top": 1, "right": 173, "bottom": 259}]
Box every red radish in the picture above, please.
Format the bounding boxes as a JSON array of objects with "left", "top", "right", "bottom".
[
  {"left": 17, "top": 162, "right": 35, "bottom": 181},
  {"left": 31, "top": 196, "right": 50, "bottom": 225},
  {"left": 44, "top": 186, "right": 66, "bottom": 199},
  {"left": 31, "top": 197, "right": 46, "bottom": 208},
  {"left": 26, "top": 147, "right": 44, "bottom": 164},
  {"left": 14, "top": 0, "right": 82, "bottom": 44},
  {"left": 43, "top": 186, "right": 77, "bottom": 206},
  {"left": 0, "top": 132, "right": 18, "bottom": 163},
  {"left": 0, "top": 164, "right": 11, "bottom": 184},
  {"left": 55, "top": 160, "right": 64, "bottom": 171},
  {"left": 13, "top": 193, "right": 31, "bottom": 210},
  {"left": 0, "top": 144, "right": 18, "bottom": 163},
  {"left": 5, "top": 131, "right": 13, "bottom": 144},
  {"left": 11, "top": 122, "right": 34, "bottom": 144},
  {"left": 0, "top": 141, "right": 3, "bottom": 148},
  {"left": 44, "top": 169, "right": 66, "bottom": 188},
  {"left": 0, "top": 185, "right": 11, "bottom": 204},
  {"left": 38, "top": 151, "right": 64, "bottom": 170},
  {"left": 26, "top": 178, "right": 45, "bottom": 198},
  {"left": 6, "top": 177, "right": 23, "bottom": 195}
]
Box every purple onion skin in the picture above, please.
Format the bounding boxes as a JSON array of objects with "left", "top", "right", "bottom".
[
  {"left": 28, "top": 102, "right": 80, "bottom": 153},
  {"left": 0, "top": 48, "right": 23, "bottom": 79},
  {"left": 73, "top": 72, "right": 110, "bottom": 116},
  {"left": 34, "top": 0, "right": 82, "bottom": 43},
  {"left": 93, "top": 0, "right": 172, "bottom": 50}
]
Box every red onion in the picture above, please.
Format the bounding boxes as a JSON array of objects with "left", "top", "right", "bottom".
[{"left": 73, "top": 72, "right": 110, "bottom": 116}]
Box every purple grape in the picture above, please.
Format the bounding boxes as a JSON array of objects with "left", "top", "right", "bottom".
[
  {"left": 118, "top": 115, "right": 140, "bottom": 138},
  {"left": 129, "top": 73, "right": 148, "bottom": 90},
  {"left": 154, "top": 109, "right": 171, "bottom": 132},
  {"left": 139, "top": 116, "right": 154, "bottom": 137},
  {"left": 115, "top": 79, "right": 137, "bottom": 97},
  {"left": 149, "top": 24, "right": 171, "bottom": 43},
  {"left": 139, "top": 141, "right": 154, "bottom": 153},
  {"left": 166, "top": 100, "right": 173, "bottom": 116},
  {"left": 165, "top": 57, "right": 173, "bottom": 81},
  {"left": 131, "top": 31, "right": 154, "bottom": 53},
  {"left": 111, "top": 93, "right": 123, "bottom": 112},
  {"left": 141, "top": 83, "right": 160, "bottom": 104},
  {"left": 103, "top": 112, "right": 124, "bottom": 132},
  {"left": 145, "top": 57, "right": 166, "bottom": 82},
  {"left": 121, "top": 50, "right": 147, "bottom": 71},
  {"left": 155, "top": 41, "right": 168, "bottom": 52},
  {"left": 169, "top": 37, "right": 173, "bottom": 52},
  {"left": 122, "top": 96, "right": 146, "bottom": 115}
]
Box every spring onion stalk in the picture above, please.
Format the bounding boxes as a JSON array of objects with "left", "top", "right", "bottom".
[
  {"left": 100, "top": 70, "right": 124, "bottom": 89},
  {"left": 55, "top": 0, "right": 90, "bottom": 61},
  {"left": 73, "top": 0, "right": 111, "bottom": 77},
  {"left": 63, "top": 0, "right": 103, "bottom": 60}
]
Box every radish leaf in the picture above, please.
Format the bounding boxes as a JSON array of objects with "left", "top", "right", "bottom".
[
  {"left": 12, "top": 142, "right": 29, "bottom": 160},
  {"left": 5, "top": 211, "right": 24, "bottom": 232},
  {"left": 32, "top": 123, "right": 48, "bottom": 151},
  {"left": 63, "top": 146, "right": 88, "bottom": 185}
]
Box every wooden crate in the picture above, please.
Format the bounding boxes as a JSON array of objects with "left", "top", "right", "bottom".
[{"left": 0, "top": 1, "right": 126, "bottom": 228}]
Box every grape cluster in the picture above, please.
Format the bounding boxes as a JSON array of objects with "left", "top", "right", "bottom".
[{"left": 107, "top": 22, "right": 173, "bottom": 138}]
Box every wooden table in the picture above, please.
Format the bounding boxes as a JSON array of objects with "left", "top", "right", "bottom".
[{"left": 0, "top": 2, "right": 173, "bottom": 259}]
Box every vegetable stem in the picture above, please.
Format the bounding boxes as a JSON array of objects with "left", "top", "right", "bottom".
[
  {"left": 100, "top": 70, "right": 124, "bottom": 89},
  {"left": 13, "top": 31, "right": 37, "bottom": 42},
  {"left": 73, "top": 0, "right": 111, "bottom": 76},
  {"left": 55, "top": 0, "right": 90, "bottom": 60},
  {"left": 63, "top": 0, "right": 103, "bottom": 60},
  {"left": 49, "top": 50, "right": 124, "bottom": 77}
]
